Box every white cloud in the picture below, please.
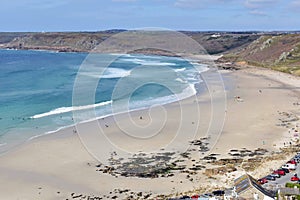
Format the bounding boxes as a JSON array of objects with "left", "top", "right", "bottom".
[
  {"left": 286, "top": 0, "right": 300, "bottom": 12},
  {"left": 249, "top": 9, "right": 267, "bottom": 16},
  {"left": 24, "top": 0, "right": 71, "bottom": 9},
  {"left": 244, "top": 0, "right": 279, "bottom": 17},
  {"left": 290, "top": 0, "right": 300, "bottom": 8},
  {"left": 173, "top": 0, "right": 280, "bottom": 17},
  {"left": 174, "top": 0, "right": 229, "bottom": 9},
  {"left": 245, "top": 0, "right": 279, "bottom": 9}
]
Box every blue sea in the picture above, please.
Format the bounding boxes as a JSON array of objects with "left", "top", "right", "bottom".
[{"left": 0, "top": 49, "right": 207, "bottom": 153}]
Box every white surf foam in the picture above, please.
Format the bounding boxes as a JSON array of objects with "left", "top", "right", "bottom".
[
  {"left": 175, "top": 77, "right": 188, "bottom": 83},
  {"left": 31, "top": 100, "right": 112, "bottom": 119},
  {"left": 174, "top": 67, "right": 186, "bottom": 72},
  {"left": 126, "top": 83, "right": 197, "bottom": 111},
  {"left": 80, "top": 68, "right": 131, "bottom": 79},
  {"left": 190, "top": 62, "right": 209, "bottom": 72},
  {"left": 121, "top": 58, "right": 177, "bottom": 66},
  {"left": 102, "top": 68, "right": 131, "bottom": 79}
]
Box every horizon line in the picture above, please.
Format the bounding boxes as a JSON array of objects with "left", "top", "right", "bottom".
[{"left": 1, "top": 29, "right": 300, "bottom": 33}]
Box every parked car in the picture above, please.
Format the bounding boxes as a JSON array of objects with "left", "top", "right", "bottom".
[
  {"left": 212, "top": 190, "right": 225, "bottom": 196},
  {"left": 291, "top": 176, "right": 300, "bottom": 181},
  {"left": 293, "top": 173, "right": 298, "bottom": 177},
  {"left": 279, "top": 168, "right": 290, "bottom": 173},
  {"left": 294, "top": 157, "right": 300, "bottom": 163},
  {"left": 282, "top": 163, "right": 296, "bottom": 170},
  {"left": 294, "top": 154, "right": 300, "bottom": 158},
  {"left": 273, "top": 169, "right": 285, "bottom": 176},
  {"left": 191, "top": 195, "right": 199, "bottom": 199},
  {"left": 179, "top": 195, "right": 190, "bottom": 199},
  {"left": 270, "top": 173, "right": 280, "bottom": 178},
  {"left": 265, "top": 175, "right": 276, "bottom": 181},
  {"left": 258, "top": 178, "right": 268, "bottom": 184},
  {"left": 200, "top": 193, "right": 213, "bottom": 198},
  {"left": 288, "top": 160, "right": 297, "bottom": 165}
]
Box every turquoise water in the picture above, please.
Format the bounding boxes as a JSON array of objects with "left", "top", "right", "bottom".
[{"left": 0, "top": 49, "right": 206, "bottom": 152}]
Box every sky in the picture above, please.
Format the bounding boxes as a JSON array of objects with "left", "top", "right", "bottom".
[{"left": 1, "top": 0, "right": 300, "bottom": 32}]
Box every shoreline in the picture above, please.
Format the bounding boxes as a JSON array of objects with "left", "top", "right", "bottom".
[
  {"left": 0, "top": 65, "right": 300, "bottom": 199},
  {"left": 0, "top": 73, "right": 204, "bottom": 156},
  {"left": 0, "top": 49, "right": 211, "bottom": 156},
  {"left": 1, "top": 73, "right": 208, "bottom": 156}
]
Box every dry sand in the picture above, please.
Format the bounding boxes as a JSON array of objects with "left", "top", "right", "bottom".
[{"left": 0, "top": 66, "right": 300, "bottom": 199}]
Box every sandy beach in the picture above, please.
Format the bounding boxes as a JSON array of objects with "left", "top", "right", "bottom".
[{"left": 1, "top": 65, "right": 300, "bottom": 199}]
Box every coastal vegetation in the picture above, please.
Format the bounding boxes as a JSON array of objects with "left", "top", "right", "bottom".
[
  {"left": 2, "top": 31, "right": 300, "bottom": 76},
  {"left": 221, "top": 34, "right": 300, "bottom": 75}
]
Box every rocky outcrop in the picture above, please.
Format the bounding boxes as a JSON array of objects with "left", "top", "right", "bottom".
[{"left": 204, "top": 166, "right": 237, "bottom": 176}]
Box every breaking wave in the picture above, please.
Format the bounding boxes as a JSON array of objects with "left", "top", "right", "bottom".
[
  {"left": 31, "top": 100, "right": 112, "bottom": 119},
  {"left": 80, "top": 67, "right": 131, "bottom": 79},
  {"left": 121, "top": 58, "right": 177, "bottom": 66}
]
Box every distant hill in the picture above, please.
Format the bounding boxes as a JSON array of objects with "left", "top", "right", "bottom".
[
  {"left": 0, "top": 31, "right": 259, "bottom": 55},
  {"left": 5, "top": 31, "right": 300, "bottom": 75},
  {"left": 221, "top": 34, "right": 300, "bottom": 75},
  {"left": 0, "top": 32, "right": 110, "bottom": 52}
]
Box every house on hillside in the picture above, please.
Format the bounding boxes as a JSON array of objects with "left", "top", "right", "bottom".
[{"left": 278, "top": 187, "right": 300, "bottom": 200}]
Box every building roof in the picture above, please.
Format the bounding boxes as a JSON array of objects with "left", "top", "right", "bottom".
[{"left": 234, "top": 174, "right": 276, "bottom": 198}]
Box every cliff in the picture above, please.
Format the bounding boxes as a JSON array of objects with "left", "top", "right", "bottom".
[{"left": 0, "top": 31, "right": 259, "bottom": 55}]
